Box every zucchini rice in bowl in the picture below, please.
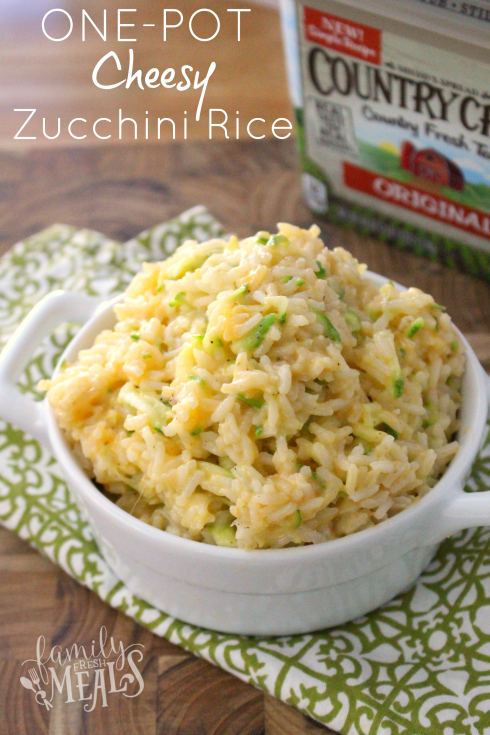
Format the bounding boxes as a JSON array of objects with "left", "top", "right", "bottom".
[{"left": 41, "top": 224, "right": 465, "bottom": 550}]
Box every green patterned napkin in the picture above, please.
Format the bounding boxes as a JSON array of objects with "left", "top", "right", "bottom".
[{"left": 0, "top": 207, "right": 489, "bottom": 735}]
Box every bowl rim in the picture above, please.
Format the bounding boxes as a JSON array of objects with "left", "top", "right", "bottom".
[{"left": 45, "top": 271, "right": 489, "bottom": 562}]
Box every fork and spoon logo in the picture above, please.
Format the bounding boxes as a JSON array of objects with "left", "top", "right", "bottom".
[{"left": 20, "top": 668, "right": 53, "bottom": 710}]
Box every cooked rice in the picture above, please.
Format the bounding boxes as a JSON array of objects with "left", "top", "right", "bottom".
[{"left": 40, "top": 224, "right": 465, "bottom": 549}]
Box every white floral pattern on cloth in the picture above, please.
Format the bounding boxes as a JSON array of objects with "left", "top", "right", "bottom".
[{"left": 0, "top": 207, "right": 489, "bottom": 735}]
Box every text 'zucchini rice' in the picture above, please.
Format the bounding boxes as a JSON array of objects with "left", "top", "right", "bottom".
[{"left": 41, "top": 225, "right": 464, "bottom": 549}]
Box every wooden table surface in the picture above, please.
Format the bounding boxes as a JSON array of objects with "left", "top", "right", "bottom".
[{"left": 0, "top": 137, "right": 489, "bottom": 735}]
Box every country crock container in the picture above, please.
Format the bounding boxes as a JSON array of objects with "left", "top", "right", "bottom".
[{"left": 279, "top": 0, "right": 490, "bottom": 281}]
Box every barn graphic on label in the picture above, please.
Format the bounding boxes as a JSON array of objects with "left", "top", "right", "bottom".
[{"left": 400, "top": 141, "right": 465, "bottom": 191}]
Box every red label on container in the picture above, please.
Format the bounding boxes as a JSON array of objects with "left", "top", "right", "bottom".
[
  {"left": 304, "top": 7, "right": 382, "bottom": 65},
  {"left": 344, "top": 162, "right": 490, "bottom": 241}
]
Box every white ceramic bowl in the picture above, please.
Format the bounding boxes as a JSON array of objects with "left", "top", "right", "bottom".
[{"left": 0, "top": 274, "right": 489, "bottom": 636}]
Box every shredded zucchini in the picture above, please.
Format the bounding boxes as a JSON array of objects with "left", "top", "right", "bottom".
[
  {"left": 237, "top": 394, "right": 265, "bottom": 409},
  {"left": 118, "top": 384, "right": 171, "bottom": 432},
  {"left": 345, "top": 310, "right": 361, "bottom": 333},
  {"left": 408, "top": 317, "right": 425, "bottom": 338},
  {"left": 223, "top": 283, "right": 249, "bottom": 301},
  {"left": 207, "top": 511, "right": 237, "bottom": 547},
  {"left": 169, "top": 291, "right": 187, "bottom": 308},
  {"left": 312, "top": 309, "right": 341, "bottom": 342},
  {"left": 267, "top": 234, "right": 289, "bottom": 248},
  {"left": 231, "top": 313, "right": 277, "bottom": 354},
  {"left": 423, "top": 401, "right": 438, "bottom": 428},
  {"left": 393, "top": 372, "right": 405, "bottom": 399},
  {"left": 187, "top": 375, "right": 205, "bottom": 386},
  {"left": 165, "top": 249, "right": 222, "bottom": 280},
  {"left": 315, "top": 260, "right": 327, "bottom": 279},
  {"left": 378, "top": 422, "right": 399, "bottom": 439},
  {"left": 312, "top": 470, "right": 326, "bottom": 488}
]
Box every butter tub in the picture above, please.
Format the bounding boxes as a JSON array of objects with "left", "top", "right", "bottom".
[{"left": 280, "top": 0, "right": 490, "bottom": 281}]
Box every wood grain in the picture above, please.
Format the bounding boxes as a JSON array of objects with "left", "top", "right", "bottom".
[
  {"left": 0, "top": 525, "right": 336, "bottom": 735},
  {"left": 156, "top": 656, "right": 264, "bottom": 735},
  {"left": 0, "top": 659, "right": 50, "bottom": 735},
  {"left": 0, "top": 137, "right": 488, "bottom": 734}
]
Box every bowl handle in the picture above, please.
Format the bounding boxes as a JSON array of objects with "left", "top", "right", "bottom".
[
  {"left": 0, "top": 291, "right": 103, "bottom": 449},
  {"left": 431, "top": 372, "right": 490, "bottom": 542}
]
